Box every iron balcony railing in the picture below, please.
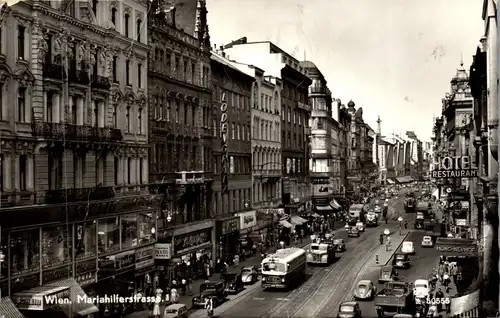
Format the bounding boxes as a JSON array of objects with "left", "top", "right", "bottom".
[
  {"left": 91, "top": 75, "right": 111, "bottom": 89},
  {"left": 43, "top": 64, "right": 65, "bottom": 80},
  {"left": 69, "top": 70, "right": 90, "bottom": 85},
  {"left": 32, "top": 122, "right": 123, "bottom": 142},
  {"left": 45, "top": 186, "right": 115, "bottom": 204}
]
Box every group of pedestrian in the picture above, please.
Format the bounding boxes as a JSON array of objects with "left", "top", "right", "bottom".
[{"left": 426, "top": 256, "right": 462, "bottom": 316}]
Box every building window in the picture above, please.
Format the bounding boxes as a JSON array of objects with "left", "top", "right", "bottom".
[
  {"left": 127, "top": 157, "right": 132, "bottom": 184},
  {"left": 111, "top": 8, "right": 117, "bottom": 26},
  {"left": 138, "top": 63, "right": 142, "bottom": 88},
  {"left": 112, "top": 105, "right": 117, "bottom": 128},
  {"left": 71, "top": 97, "right": 77, "bottom": 124},
  {"left": 126, "top": 107, "right": 131, "bottom": 133},
  {"left": 112, "top": 56, "right": 117, "bottom": 82},
  {"left": 287, "top": 108, "right": 291, "bottom": 122},
  {"left": 136, "top": 19, "right": 142, "bottom": 42},
  {"left": 93, "top": 101, "right": 98, "bottom": 127},
  {"left": 0, "top": 83, "right": 3, "bottom": 120},
  {"left": 46, "top": 92, "right": 53, "bottom": 122},
  {"left": 19, "top": 155, "right": 27, "bottom": 191},
  {"left": 17, "top": 25, "right": 25, "bottom": 60},
  {"left": 124, "top": 14, "right": 130, "bottom": 37},
  {"left": 17, "top": 88, "right": 26, "bottom": 122},
  {"left": 114, "top": 157, "right": 119, "bottom": 185},
  {"left": 191, "top": 62, "right": 195, "bottom": 84},
  {"left": 98, "top": 217, "right": 120, "bottom": 253},
  {"left": 183, "top": 61, "right": 188, "bottom": 81},
  {"left": 138, "top": 108, "right": 143, "bottom": 134},
  {"left": 125, "top": 60, "right": 130, "bottom": 85},
  {"left": 232, "top": 123, "right": 235, "bottom": 139},
  {"left": 139, "top": 159, "right": 143, "bottom": 184},
  {"left": 10, "top": 229, "right": 40, "bottom": 274}
]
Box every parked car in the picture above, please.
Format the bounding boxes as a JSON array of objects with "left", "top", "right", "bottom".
[
  {"left": 348, "top": 226, "right": 360, "bottom": 237},
  {"left": 354, "top": 280, "right": 377, "bottom": 300},
  {"left": 379, "top": 265, "right": 398, "bottom": 283},
  {"left": 333, "top": 239, "right": 346, "bottom": 252},
  {"left": 392, "top": 253, "right": 411, "bottom": 269},
  {"left": 192, "top": 281, "right": 226, "bottom": 308},
  {"left": 337, "top": 301, "right": 362, "bottom": 318},
  {"left": 401, "top": 241, "right": 415, "bottom": 254},
  {"left": 241, "top": 267, "right": 258, "bottom": 284},
  {"left": 163, "top": 304, "right": 188, "bottom": 318},
  {"left": 421, "top": 236, "right": 433, "bottom": 247},
  {"left": 224, "top": 272, "right": 244, "bottom": 294},
  {"left": 355, "top": 221, "right": 365, "bottom": 232}
]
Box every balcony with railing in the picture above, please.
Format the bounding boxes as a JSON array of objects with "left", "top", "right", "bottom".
[
  {"left": 91, "top": 75, "right": 111, "bottom": 90},
  {"left": 43, "top": 64, "right": 65, "bottom": 80},
  {"left": 69, "top": 70, "right": 90, "bottom": 85},
  {"left": 297, "top": 101, "right": 312, "bottom": 112},
  {"left": 165, "top": 122, "right": 200, "bottom": 138},
  {"left": 32, "top": 122, "right": 123, "bottom": 142},
  {"left": 309, "top": 85, "right": 327, "bottom": 94},
  {"left": 44, "top": 186, "right": 115, "bottom": 204}
]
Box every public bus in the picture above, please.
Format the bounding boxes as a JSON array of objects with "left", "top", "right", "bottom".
[{"left": 261, "top": 247, "right": 307, "bottom": 290}]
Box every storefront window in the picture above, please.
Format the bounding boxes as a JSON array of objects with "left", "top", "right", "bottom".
[
  {"left": 1, "top": 231, "right": 8, "bottom": 279},
  {"left": 98, "top": 217, "right": 120, "bottom": 254},
  {"left": 138, "top": 212, "right": 156, "bottom": 245},
  {"left": 75, "top": 221, "right": 97, "bottom": 259},
  {"left": 121, "top": 213, "right": 138, "bottom": 248},
  {"left": 10, "top": 229, "right": 40, "bottom": 275},
  {"left": 42, "top": 226, "right": 72, "bottom": 268}
]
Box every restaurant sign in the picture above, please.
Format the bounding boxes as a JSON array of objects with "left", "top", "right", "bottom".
[
  {"left": 174, "top": 230, "right": 211, "bottom": 255},
  {"left": 431, "top": 156, "right": 478, "bottom": 178},
  {"left": 154, "top": 243, "right": 172, "bottom": 260},
  {"left": 435, "top": 238, "right": 478, "bottom": 257}
]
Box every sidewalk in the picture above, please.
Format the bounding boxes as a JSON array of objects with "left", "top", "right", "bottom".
[
  {"left": 426, "top": 263, "right": 459, "bottom": 318},
  {"left": 367, "top": 229, "right": 411, "bottom": 267},
  {"left": 124, "top": 237, "right": 314, "bottom": 318}
]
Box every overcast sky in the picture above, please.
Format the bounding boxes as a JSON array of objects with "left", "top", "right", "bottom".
[{"left": 207, "top": 0, "right": 484, "bottom": 141}]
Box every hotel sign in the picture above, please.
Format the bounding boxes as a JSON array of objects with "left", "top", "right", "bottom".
[
  {"left": 220, "top": 92, "right": 229, "bottom": 195},
  {"left": 431, "top": 156, "right": 478, "bottom": 178}
]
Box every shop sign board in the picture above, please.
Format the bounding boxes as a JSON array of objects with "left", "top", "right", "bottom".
[
  {"left": 42, "top": 265, "right": 72, "bottom": 284},
  {"left": 76, "top": 272, "right": 97, "bottom": 287},
  {"left": 135, "top": 246, "right": 154, "bottom": 270},
  {"left": 282, "top": 178, "right": 291, "bottom": 194},
  {"left": 455, "top": 219, "right": 468, "bottom": 226},
  {"left": 237, "top": 211, "right": 257, "bottom": 230},
  {"left": 154, "top": 244, "right": 172, "bottom": 260},
  {"left": 115, "top": 250, "right": 135, "bottom": 272},
  {"left": 76, "top": 259, "right": 97, "bottom": 275},
  {"left": 220, "top": 91, "right": 229, "bottom": 195},
  {"left": 431, "top": 156, "right": 479, "bottom": 178},
  {"left": 12, "top": 286, "right": 70, "bottom": 311},
  {"left": 174, "top": 230, "right": 211, "bottom": 255},
  {"left": 221, "top": 217, "right": 240, "bottom": 235},
  {"left": 435, "top": 238, "right": 478, "bottom": 257}
]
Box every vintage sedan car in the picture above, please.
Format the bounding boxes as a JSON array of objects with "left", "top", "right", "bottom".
[
  {"left": 355, "top": 221, "right": 365, "bottom": 232},
  {"left": 192, "top": 281, "right": 226, "bottom": 308},
  {"left": 413, "top": 279, "right": 430, "bottom": 304},
  {"left": 163, "top": 304, "right": 188, "bottom": 318},
  {"left": 353, "top": 280, "right": 377, "bottom": 300},
  {"left": 421, "top": 236, "right": 434, "bottom": 247},
  {"left": 348, "top": 226, "right": 360, "bottom": 237},
  {"left": 241, "top": 267, "right": 258, "bottom": 284},
  {"left": 378, "top": 265, "right": 397, "bottom": 283},
  {"left": 401, "top": 241, "right": 415, "bottom": 254},
  {"left": 333, "top": 239, "right": 346, "bottom": 252},
  {"left": 337, "top": 301, "right": 362, "bottom": 318},
  {"left": 224, "top": 272, "right": 244, "bottom": 294},
  {"left": 392, "top": 253, "right": 411, "bottom": 269}
]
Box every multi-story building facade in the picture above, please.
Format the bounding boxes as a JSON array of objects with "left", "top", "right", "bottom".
[
  {"left": 147, "top": 0, "right": 213, "bottom": 282},
  {"left": 223, "top": 39, "right": 312, "bottom": 217},
  {"left": 210, "top": 51, "right": 253, "bottom": 264},
  {"left": 0, "top": 0, "right": 158, "bottom": 314},
  {"left": 338, "top": 103, "right": 352, "bottom": 194},
  {"left": 300, "top": 60, "right": 337, "bottom": 212},
  {"left": 331, "top": 115, "right": 341, "bottom": 194}
]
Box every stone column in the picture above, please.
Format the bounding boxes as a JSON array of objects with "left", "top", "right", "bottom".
[
  {"left": 77, "top": 97, "right": 85, "bottom": 126},
  {"left": 13, "top": 155, "right": 20, "bottom": 191},
  {"left": 2, "top": 154, "right": 12, "bottom": 191},
  {"left": 135, "top": 157, "right": 140, "bottom": 184},
  {"left": 53, "top": 93, "right": 61, "bottom": 123},
  {"left": 98, "top": 101, "right": 106, "bottom": 127},
  {"left": 27, "top": 155, "right": 34, "bottom": 191},
  {"left": 142, "top": 157, "right": 148, "bottom": 184},
  {"left": 68, "top": 97, "right": 74, "bottom": 124}
]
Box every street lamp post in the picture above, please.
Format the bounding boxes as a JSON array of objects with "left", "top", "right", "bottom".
[{"left": 398, "top": 216, "right": 403, "bottom": 235}]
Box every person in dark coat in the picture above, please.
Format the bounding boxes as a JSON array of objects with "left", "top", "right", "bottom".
[{"left": 434, "top": 288, "right": 444, "bottom": 312}]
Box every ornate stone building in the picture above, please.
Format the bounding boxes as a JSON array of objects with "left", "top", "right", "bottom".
[
  {"left": 147, "top": 0, "right": 214, "bottom": 281},
  {"left": 0, "top": 0, "right": 158, "bottom": 314}
]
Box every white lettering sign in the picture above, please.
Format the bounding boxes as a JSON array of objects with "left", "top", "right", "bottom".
[{"left": 154, "top": 244, "right": 171, "bottom": 260}]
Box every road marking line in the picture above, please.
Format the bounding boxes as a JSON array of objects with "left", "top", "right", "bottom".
[
  {"left": 275, "top": 298, "right": 290, "bottom": 301},
  {"left": 253, "top": 297, "right": 265, "bottom": 301}
]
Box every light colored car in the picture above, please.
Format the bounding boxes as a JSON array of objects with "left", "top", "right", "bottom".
[
  {"left": 355, "top": 222, "right": 365, "bottom": 232},
  {"left": 348, "top": 226, "right": 360, "bottom": 237},
  {"left": 413, "top": 279, "right": 430, "bottom": 304},
  {"left": 354, "top": 279, "right": 377, "bottom": 300},
  {"left": 401, "top": 241, "right": 415, "bottom": 254},
  {"left": 241, "top": 267, "right": 258, "bottom": 284},
  {"left": 421, "top": 236, "right": 433, "bottom": 247},
  {"left": 163, "top": 304, "right": 188, "bottom": 318}
]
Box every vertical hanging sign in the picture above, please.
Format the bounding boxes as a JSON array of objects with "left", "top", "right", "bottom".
[{"left": 220, "top": 92, "right": 229, "bottom": 195}]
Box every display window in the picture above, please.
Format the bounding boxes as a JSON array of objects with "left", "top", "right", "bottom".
[
  {"left": 42, "top": 225, "right": 72, "bottom": 268},
  {"left": 0, "top": 231, "right": 7, "bottom": 278},
  {"left": 98, "top": 217, "right": 120, "bottom": 254},
  {"left": 138, "top": 212, "right": 156, "bottom": 245},
  {"left": 121, "top": 213, "right": 138, "bottom": 248},
  {"left": 75, "top": 221, "right": 97, "bottom": 259},
  {"left": 10, "top": 229, "right": 40, "bottom": 275}
]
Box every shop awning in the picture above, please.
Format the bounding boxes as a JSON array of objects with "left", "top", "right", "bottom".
[
  {"left": 12, "top": 286, "right": 71, "bottom": 311},
  {"left": 47, "top": 277, "right": 99, "bottom": 316},
  {"left": 279, "top": 220, "right": 293, "bottom": 228},
  {"left": 311, "top": 213, "right": 321, "bottom": 218},
  {"left": 396, "top": 176, "right": 413, "bottom": 183},
  {"left": 315, "top": 205, "right": 334, "bottom": 212},
  {"left": 386, "top": 179, "right": 395, "bottom": 184},
  {"left": 0, "top": 297, "right": 25, "bottom": 317},
  {"left": 290, "top": 216, "right": 307, "bottom": 225},
  {"left": 330, "top": 199, "right": 341, "bottom": 210}
]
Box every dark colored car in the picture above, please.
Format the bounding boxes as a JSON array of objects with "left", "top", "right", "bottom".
[
  {"left": 192, "top": 281, "right": 226, "bottom": 308},
  {"left": 224, "top": 272, "right": 244, "bottom": 294},
  {"left": 337, "top": 301, "right": 362, "bottom": 318},
  {"left": 392, "top": 253, "right": 411, "bottom": 269},
  {"left": 379, "top": 265, "right": 398, "bottom": 283},
  {"left": 333, "top": 239, "right": 346, "bottom": 252}
]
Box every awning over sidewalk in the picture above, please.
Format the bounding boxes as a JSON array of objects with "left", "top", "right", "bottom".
[
  {"left": 311, "top": 213, "right": 321, "bottom": 218},
  {"left": 315, "top": 205, "right": 334, "bottom": 212},
  {"left": 396, "top": 176, "right": 413, "bottom": 183},
  {"left": 279, "top": 220, "right": 293, "bottom": 228},
  {"left": 386, "top": 179, "right": 395, "bottom": 184},
  {"left": 330, "top": 199, "right": 341, "bottom": 210},
  {"left": 13, "top": 286, "right": 70, "bottom": 311},
  {"left": 290, "top": 216, "right": 307, "bottom": 225},
  {"left": 0, "top": 297, "right": 25, "bottom": 317},
  {"left": 47, "top": 277, "right": 99, "bottom": 316}
]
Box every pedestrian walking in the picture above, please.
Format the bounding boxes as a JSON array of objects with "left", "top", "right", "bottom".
[
  {"left": 435, "top": 288, "right": 444, "bottom": 312},
  {"left": 181, "top": 278, "right": 187, "bottom": 295},
  {"left": 379, "top": 233, "right": 384, "bottom": 245},
  {"left": 279, "top": 241, "right": 285, "bottom": 249},
  {"left": 152, "top": 288, "right": 162, "bottom": 318},
  {"left": 170, "top": 287, "right": 179, "bottom": 304},
  {"left": 234, "top": 254, "right": 240, "bottom": 267},
  {"left": 443, "top": 273, "right": 450, "bottom": 287},
  {"left": 403, "top": 219, "right": 408, "bottom": 229},
  {"left": 451, "top": 264, "right": 458, "bottom": 284}
]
